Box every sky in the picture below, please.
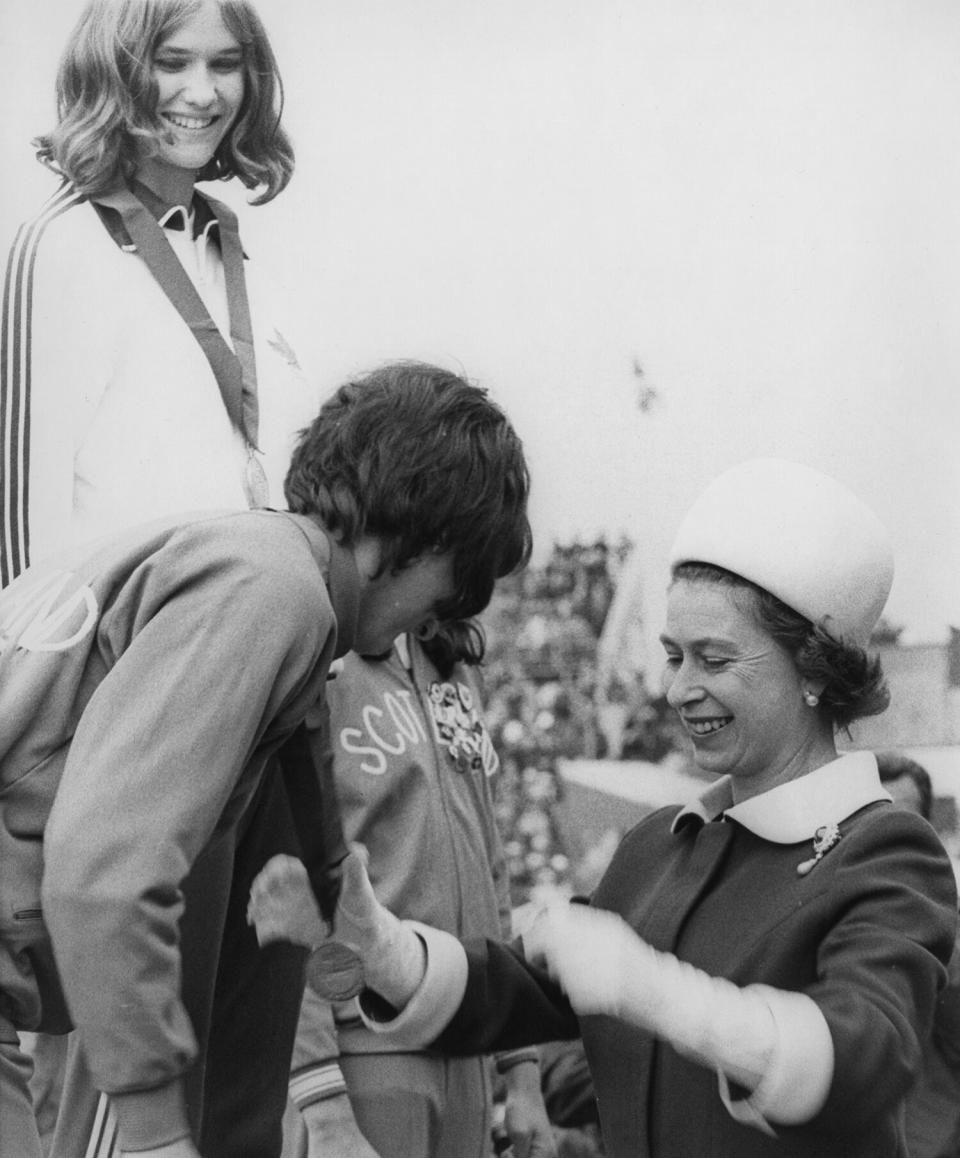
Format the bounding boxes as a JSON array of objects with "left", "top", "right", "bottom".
[{"left": 2, "top": 0, "right": 959, "bottom": 654}]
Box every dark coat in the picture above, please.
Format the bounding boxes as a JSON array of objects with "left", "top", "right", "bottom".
[{"left": 435, "top": 796, "right": 957, "bottom": 1158}]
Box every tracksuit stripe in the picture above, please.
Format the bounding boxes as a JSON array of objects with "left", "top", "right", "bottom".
[
  {"left": 84, "top": 1092, "right": 120, "bottom": 1158},
  {"left": 289, "top": 1062, "right": 349, "bottom": 1107},
  {"left": 1, "top": 181, "right": 84, "bottom": 586}
]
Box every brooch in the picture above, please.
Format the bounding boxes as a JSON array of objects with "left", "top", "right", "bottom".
[{"left": 797, "top": 823, "right": 842, "bottom": 876}]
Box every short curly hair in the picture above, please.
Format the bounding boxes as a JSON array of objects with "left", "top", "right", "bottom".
[
  {"left": 671, "top": 561, "right": 889, "bottom": 730},
  {"left": 285, "top": 361, "right": 532, "bottom": 624}
]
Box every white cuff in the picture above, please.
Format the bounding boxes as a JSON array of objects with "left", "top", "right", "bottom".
[
  {"left": 748, "top": 986, "right": 834, "bottom": 1123},
  {"left": 357, "top": 921, "right": 468, "bottom": 1049},
  {"left": 718, "top": 985, "right": 834, "bottom": 1132}
]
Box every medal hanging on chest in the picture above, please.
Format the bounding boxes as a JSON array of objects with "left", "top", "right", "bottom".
[
  {"left": 243, "top": 446, "right": 270, "bottom": 508},
  {"left": 102, "top": 187, "right": 269, "bottom": 511}
]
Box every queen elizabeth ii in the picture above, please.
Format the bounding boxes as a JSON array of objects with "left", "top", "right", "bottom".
[{"left": 250, "top": 459, "right": 956, "bottom": 1158}]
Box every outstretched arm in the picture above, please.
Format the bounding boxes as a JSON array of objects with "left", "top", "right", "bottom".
[
  {"left": 248, "top": 849, "right": 427, "bottom": 1009},
  {"left": 248, "top": 850, "right": 578, "bottom": 1057},
  {"left": 524, "top": 901, "right": 833, "bottom": 1131}
]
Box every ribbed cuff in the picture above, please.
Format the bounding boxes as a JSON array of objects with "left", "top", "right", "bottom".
[
  {"left": 289, "top": 1062, "right": 348, "bottom": 1109},
  {"left": 111, "top": 1079, "right": 191, "bottom": 1152},
  {"left": 495, "top": 1047, "right": 540, "bottom": 1074},
  {"left": 357, "top": 922, "right": 467, "bottom": 1048}
]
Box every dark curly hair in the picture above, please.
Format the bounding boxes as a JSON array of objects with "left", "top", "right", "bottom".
[
  {"left": 671, "top": 561, "right": 889, "bottom": 731},
  {"left": 285, "top": 361, "right": 532, "bottom": 624},
  {"left": 420, "top": 619, "right": 487, "bottom": 680}
]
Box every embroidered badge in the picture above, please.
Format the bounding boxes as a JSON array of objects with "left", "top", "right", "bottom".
[
  {"left": 797, "top": 823, "right": 842, "bottom": 876},
  {"left": 427, "top": 680, "right": 495, "bottom": 774}
]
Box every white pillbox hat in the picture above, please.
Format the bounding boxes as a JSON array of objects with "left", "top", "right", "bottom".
[{"left": 668, "top": 458, "right": 894, "bottom": 650}]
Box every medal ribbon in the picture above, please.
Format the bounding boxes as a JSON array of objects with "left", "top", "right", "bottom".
[{"left": 93, "top": 185, "right": 261, "bottom": 453}]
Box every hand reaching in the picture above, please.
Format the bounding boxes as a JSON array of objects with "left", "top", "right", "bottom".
[
  {"left": 524, "top": 901, "right": 784, "bottom": 1099},
  {"left": 522, "top": 901, "right": 640, "bottom": 1020},
  {"left": 503, "top": 1061, "right": 560, "bottom": 1158},
  {"left": 247, "top": 853, "right": 327, "bottom": 948},
  {"left": 247, "top": 846, "right": 426, "bottom": 1008}
]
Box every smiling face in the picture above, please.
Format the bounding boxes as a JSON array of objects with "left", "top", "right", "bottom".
[
  {"left": 139, "top": 0, "right": 245, "bottom": 198},
  {"left": 354, "top": 551, "right": 458, "bottom": 658},
  {"left": 660, "top": 577, "right": 833, "bottom": 800}
]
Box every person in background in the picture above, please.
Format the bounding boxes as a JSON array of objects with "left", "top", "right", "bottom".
[
  {"left": 250, "top": 458, "right": 958, "bottom": 1158},
  {"left": 282, "top": 622, "right": 555, "bottom": 1158},
  {"left": 0, "top": 364, "right": 532, "bottom": 1158},
  {"left": 878, "top": 752, "right": 960, "bottom": 1158},
  {"left": 535, "top": 1040, "right": 604, "bottom": 1157},
  {"left": 0, "top": 3, "right": 315, "bottom": 1152}
]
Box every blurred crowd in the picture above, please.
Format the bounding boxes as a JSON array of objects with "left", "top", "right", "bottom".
[
  {"left": 481, "top": 537, "right": 691, "bottom": 1157},
  {"left": 480, "top": 536, "right": 680, "bottom": 905}
]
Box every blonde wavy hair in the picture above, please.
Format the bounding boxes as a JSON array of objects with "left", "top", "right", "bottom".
[{"left": 34, "top": 0, "right": 294, "bottom": 204}]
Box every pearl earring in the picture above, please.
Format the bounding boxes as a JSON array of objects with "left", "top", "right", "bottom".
[{"left": 803, "top": 691, "right": 820, "bottom": 708}]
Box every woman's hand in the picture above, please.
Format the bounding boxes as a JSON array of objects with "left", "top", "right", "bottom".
[
  {"left": 248, "top": 847, "right": 426, "bottom": 1008},
  {"left": 522, "top": 901, "right": 641, "bottom": 1020}
]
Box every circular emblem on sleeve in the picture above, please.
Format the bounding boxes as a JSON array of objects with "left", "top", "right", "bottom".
[{"left": 305, "top": 941, "right": 365, "bottom": 1001}]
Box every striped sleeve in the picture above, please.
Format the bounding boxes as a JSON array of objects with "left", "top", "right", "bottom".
[
  {"left": 288, "top": 977, "right": 347, "bottom": 1107},
  {"left": 1, "top": 181, "right": 85, "bottom": 586},
  {"left": 289, "top": 1062, "right": 348, "bottom": 1110}
]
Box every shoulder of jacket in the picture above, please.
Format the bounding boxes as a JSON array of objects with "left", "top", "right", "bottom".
[
  {"left": 151, "top": 514, "right": 336, "bottom": 648},
  {"left": 13, "top": 183, "right": 96, "bottom": 246},
  {"left": 177, "top": 510, "right": 322, "bottom": 571},
  {"left": 7, "top": 188, "right": 122, "bottom": 298},
  {"left": 845, "top": 799, "right": 951, "bottom": 855}
]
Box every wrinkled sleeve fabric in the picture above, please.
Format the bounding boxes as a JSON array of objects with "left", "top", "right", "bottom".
[
  {"left": 41, "top": 518, "right": 334, "bottom": 1150},
  {"left": 931, "top": 928, "right": 960, "bottom": 1070},
  {"left": 359, "top": 926, "right": 579, "bottom": 1055},
  {"left": 434, "top": 934, "right": 580, "bottom": 1054},
  {"left": 801, "top": 808, "right": 957, "bottom": 1136},
  {"left": 1, "top": 206, "right": 114, "bottom": 582}
]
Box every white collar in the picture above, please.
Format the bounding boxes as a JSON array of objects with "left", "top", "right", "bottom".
[
  {"left": 671, "top": 751, "right": 891, "bottom": 844},
  {"left": 393, "top": 633, "right": 413, "bottom": 672},
  {"left": 158, "top": 204, "right": 219, "bottom": 242}
]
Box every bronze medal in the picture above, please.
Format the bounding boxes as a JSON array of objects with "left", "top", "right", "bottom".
[{"left": 306, "top": 941, "right": 366, "bottom": 1001}]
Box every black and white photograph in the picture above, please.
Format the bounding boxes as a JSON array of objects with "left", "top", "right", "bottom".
[{"left": 2, "top": 3, "right": 959, "bottom": 1156}]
